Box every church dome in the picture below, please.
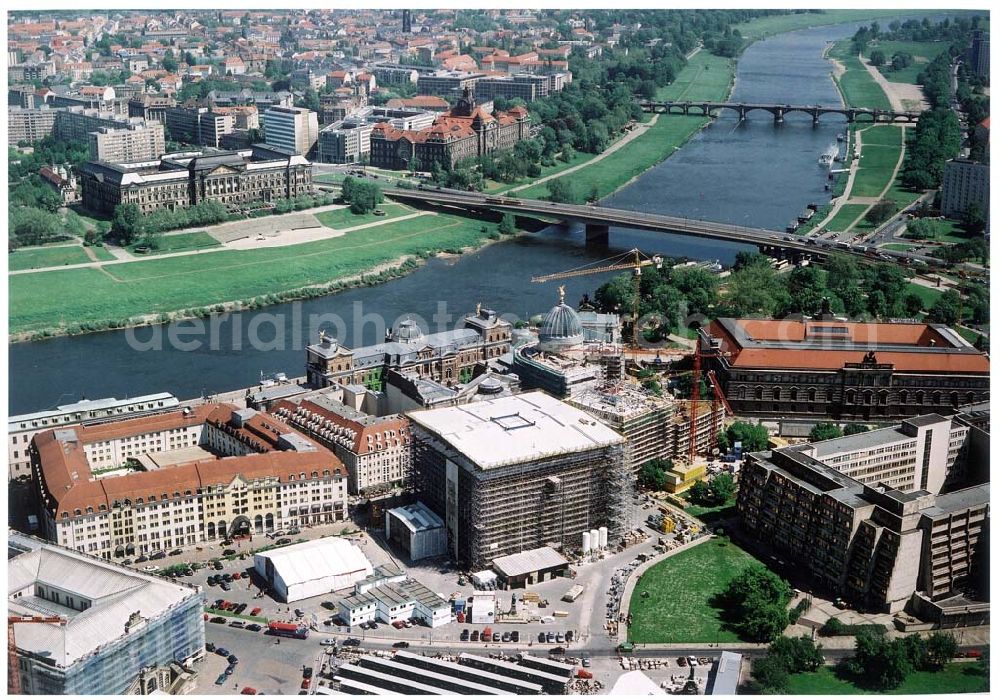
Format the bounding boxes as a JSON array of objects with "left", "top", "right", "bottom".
[
  {"left": 392, "top": 318, "right": 424, "bottom": 344},
  {"left": 538, "top": 289, "right": 584, "bottom": 351}
]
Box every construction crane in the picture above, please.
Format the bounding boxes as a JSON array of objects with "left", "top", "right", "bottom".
[
  {"left": 688, "top": 345, "right": 734, "bottom": 465},
  {"left": 8, "top": 615, "right": 67, "bottom": 695},
  {"left": 531, "top": 248, "right": 663, "bottom": 348}
]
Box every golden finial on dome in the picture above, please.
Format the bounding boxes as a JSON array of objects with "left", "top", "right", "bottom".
[{"left": 558, "top": 285, "right": 566, "bottom": 305}]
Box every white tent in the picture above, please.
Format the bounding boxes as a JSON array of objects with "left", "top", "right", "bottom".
[{"left": 255, "top": 538, "right": 373, "bottom": 603}]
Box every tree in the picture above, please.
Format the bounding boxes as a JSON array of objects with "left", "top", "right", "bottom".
[
  {"left": 750, "top": 655, "right": 789, "bottom": 693},
  {"left": 718, "top": 565, "right": 793, "bottom": 643},
  {"left": 708, "top": 472, "right": 735, "bottom": 504},
  {"left": 768, "top": 635, "right": 825, "bottom": 673},
  {"left": 546, "top": 178, "right": 576, "bottom": 203},
  {"left": 924, "top": 632, "right": 958, "bottom": 670},
  {"left": 809, "top": 422, "right": 843, "bottom": 442},
  {"left": 961, "top": 202, "right": 987, "bottom": 235},
  {"left": 498, "top": 213, "right": 517, "bottom": 236},
  {"left": 688, "top": 479, "right": 711, "bottom": 504},
  {"left": 927, "top": 289, "right": 962, "bottom": 325},
  {"left": 161, "top": 49, "right": 178, "bottom": 73},
  {"left": 903, "top": 291, "right": 925, "bottom": 316},
  {"left": 638, "top": 459, "right": 671, "bottom": 491},
  {"left": 870, "top": 49, "right": 886, "bottom": 66},
  {"left": 843, "top": 423, "right": 870, "bottom": 436},
  {"left": 725, "top": 421, "right": 769, "bottom": 452},
  {"left": 864, "top": 198, "right": 897, "bottom": 227},
  {"left": 111, "top": 203, "right": 143, "bottom": 243},
  {"left": 847, "top": 628, "right": 912, "bottom": 691}
]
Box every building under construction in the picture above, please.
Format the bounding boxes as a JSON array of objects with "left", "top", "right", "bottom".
[
  {"left": 567, "top": 382, "right": 724, "bottom": 477},
  {"left": 408, "top": 391, "right": 632, "bottom": 569}
]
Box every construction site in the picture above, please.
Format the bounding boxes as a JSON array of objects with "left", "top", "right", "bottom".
[{"left": 408, "top": 392, "right": 635, "bottom": 570}]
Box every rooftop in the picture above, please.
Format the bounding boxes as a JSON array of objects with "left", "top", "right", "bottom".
[
  {"left": 407, "top": 391, "right": 623, "bottom": 469},
  {"left": 491, "top": 546, "right": 569, "bottom": 578},
  {"left": 387, "top": 501, "right": 445, "bottom": 533},
  {"left": 8, "top": 532, "right": 200, "bottom": 668},
  {"left": 255, "top": 538, "right": 372, "bottom": 588}
]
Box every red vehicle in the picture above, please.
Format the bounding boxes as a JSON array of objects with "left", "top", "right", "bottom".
[
  {"left": 482, "top": 626, "right": 493, "bottom": 640},
  {"left": 964, "top": 650, "right": 983, "bottom": 659},
  {"left": 240, "top": 688, "right": 257, "bottom": 695},
  {"left": 300, "top": 679, "right": 311, "bottom": 690},
  {"left": 250, "top": 607, "right": 262, "bottom": 617},
  {"left": 232, "top": 572, "right": 241, "bottom": 580},
  {"left": 576, "top": 669, "right": 593, "bottom": 680},
  {"left": 268, "top": 621, "right": 309, "bottom": 639},
  {"left": 392, "top": 621, "right": 406, "bottom": 629}
]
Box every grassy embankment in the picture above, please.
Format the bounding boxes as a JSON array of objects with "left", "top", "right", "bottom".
[
  {"left": 628, "top": 539, "right": 762, "bottom": 644},
  {"left": 733, "top": 10, "right": 965, "bottom": 42},
  {"left": 786, "top": 663, "right": 987, "bottom": 695},
  {"left": 313, "top": 202, "right": 410, "bottom": 228},
  {"left": 515, "top": 51, "right": 735, "bottom": 202},
  {"left": 8, "top": 244, "right": 116, "bottom": 270},
  {"left": 9, "top": 210, "right": 500, "bottom": 338},
  {"left": 130, "top": 231, "right": 220, "bottom": 255},
  {"left": 870, "top": 39, "right": 952, "bottom": 85}
]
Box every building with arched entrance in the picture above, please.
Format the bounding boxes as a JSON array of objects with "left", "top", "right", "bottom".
[{"left": 31, "top": 403, "right": 349, "bottom": 560}]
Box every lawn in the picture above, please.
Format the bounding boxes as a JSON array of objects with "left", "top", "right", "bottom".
[
  {"left": 628, "top": 539, "right": 762, "bottom": 644},
  {"left": 829, "top": 41, "right": 892, "bottom": 111},
  {"left": 825, "top": 204, "right": 870, "bottom": 232},
  {"left": 852, "top": 126, "right": 903, "bottom": 198},
  {"left": 517, "top": 52, "right": 734, "bottom": 203},
  {"left": 9, "top": 211, "right": 495, "bottom": 336},
  {"left": 905, "top": 282, "right": 943, "bottom": 308},
  {"left": 132, "top": 231, "right": 221, "bottom": 255},
  {"left": 314, "top": 203, "right": 409, "bottom": 229},
  {"left": 683, "top": 499, "right": 737, "bottom": 529},
  {"left": 786, "top": 662, "right": 987, "bottom": 695},
  {"left": 8, "top": 245, "right": 110, "bottom": 271},
  {"left": 872, "top": 40, "right": 951, "bottom": 85},
  {"left": 734, "top": 10, "right": 958, "bottom": 42}
]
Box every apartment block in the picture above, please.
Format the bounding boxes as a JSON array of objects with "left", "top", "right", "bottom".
[
  {"left": 415, "top": 70, "right": 485, "bottom": 98},
  {"left": 940, "top": 157, "right": 990, "bottom": 220},
  {"left": 263, "top": 105, "right": 319, "bottom": 155},
  {"left": 7, "top": 106, "right": 58, "bottom": 145},
  {"left": 88, "top": 122, "right": 166, "bottom": 163},
  {"left": 164, "top": 106, "right": 235, "bottom": 147},
  {"left": 737, "top": 412, "right": 989, "bottom": 616}
]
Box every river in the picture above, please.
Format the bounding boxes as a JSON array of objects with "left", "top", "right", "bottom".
[{"left": 7, "top": 22, "right": 886, "bottom": 414}]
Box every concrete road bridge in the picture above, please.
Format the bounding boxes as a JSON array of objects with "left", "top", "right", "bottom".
[
  {"left": 385, "top": 187, "right": 938, "bottom": 267},
  {"left": 640, "top": 100, "right": 921, "bottom": 124}
]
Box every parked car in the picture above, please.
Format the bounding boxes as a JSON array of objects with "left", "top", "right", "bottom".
[
  {"left": 240, "top": 688, "right": 257, "bottom": 695},
  {"left": 121, "top": 559, "right": 133, "bottom": 566},
  {"left": 538, "top": 632, "right": 546, "bottom": 643},
  {"left": 300, "top": 679, "right": 311, "bottom": 690},
  {"left": 214, "top": 561, "right": 224, "bottom": 570},
  {"left": 232, "top": 572, "right": 241, "bottom": 580},
  {"left": 143, "top": 565, "right": 159, "bottom": 572},
  {"left": 511, "top": 631, "right": 519, "bottom": 643},
  {"left": 246, "top": 624, "right": 262, "bottom": 632},
  {"left": 342, "top": 638, "right": 361, "bottom": 647},
  {"left": 546, "top": 632, "right": 555, "bottom": 643},
  {"left": 221, "top": 582, "right": 231, "bottom": 591},
  {"left": 276, "top": 538, "right": 292, "bottom": 545},
  {"left": 369, "top": 622, "right": 378, "bottom": 630},
  {"left": 216, "top": 648, "right": 230, "bottom": 657},
  {"left": 565, "top": 630, "right": 573, "bottom": 643},
  {"left": 550, "top": 647, "right": 566, "bottom": 656},
  {"left": 322, "top": 601, "right": 337, "bottom": 611},
  {"left": 287, "top": 528, "right": 301, "bottom": 535},
  {"left": 677, "top": 657, "right": 687, "bottom": 667},
  {"left": 582, "top": 657, "right": 591, "bottom": 667},
  {"left": 205, "top": 642, "right": 217, "bottom": 652},
  {"left": 392, "top": 641, "right": 410, "bottom": 649},
  {"left": 471, "top": 631, "right": 480, "bottom": 642},
  {"left": 221, "top": 539, "right": 234, "bottom": 546},
  {"left": 492, "top": 633, "right": 500, "bottom": 642},
  {"left": 250, "top": 607, "right": 262, "bottom": 617},
  {"left": 228, "top": 655, "right": 238, "bottom": 665},
  {"left": 135, "top": 555, "right": 149, "bottom": 563},
  {"left": 150, "top": 551, "right": 166, "bottom": 560},
  {"left": 223, "top": 574, "right": 233, "bottom": 582},
  {"left": 168, "top": 549, "right": 183, "bottom": 556},
  {"left": 235, "top": 603, "right": 247, "bottom": 614},
  {"left": 223, "top": 549, "right": 237, "bottom": 556},
  {"left": 556, "top": 633, "right": 564, "bottom": 643},
  {"left": 303, "top": 668, "right": 313, "bottom": 679},
  {"left": 206, "top": 577, "right": 218, "bottom": 587},
  {"left": 460, "top": 629, "right": 470, "bottom": 641},
  {"left": 210, "top": 616, "right": 227, "bottom": 624},
  {"left": 294, "top": 609, "right": 305, "bottom": 618},
  {"left": 215, "top": 674, "right": 228, "bottom": 686},
  {"left": 403, "top": 620, "right": 413, "bottom": 628}
]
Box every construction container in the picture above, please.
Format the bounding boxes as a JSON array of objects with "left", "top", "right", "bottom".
[
  {"left": 589, "top": 529, "right": 600, "bottom": 550},
  {"left": 581, "top": 531, "right": 591, "bottom": 553},
  {"left": 598, "top": 527, "right": 608, "bottom": 548}
]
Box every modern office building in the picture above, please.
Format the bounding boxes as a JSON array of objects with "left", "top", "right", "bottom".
[
  {"left": 8, "top": 393, "right": 179, "bottom": 480},
  {"left": 8, "top": 531, "right": 204, "bottom": 695},
  {"left": 409, "top": 391, "right": 631, "bottom": 569},
  {"left": 272, "top": 393, "right": 413, "bottom": 496},
  {"left": 373, "top": 64, "right": 420, "bottom": 86},
  {"left": 88, "top": 122, "right": 166, "bottom": 163},
  {"left": 940, "top": 157, "right": 990, "bottom": 220},
  {"left": 263, "top": 105, "right": 319, "bottom": 155},
  {"left": 31, "top": 403, "right": 349, "bottom": 560},
  {"left": 965, "top": 29, "right": 990, "bottom": 79},
  {"left": 164, "top": 106, "right": 235, "bottom": 147},
  {"left": 474, "top": 73, "right": 552, "bottom": 102},
  {"left": 737, "top": 412, "right": 989, "bottom": 618},
  {"left": 305, "top": 307, "right": 512, "bottom": 390},
  {"left": 78, "top": 145, "right": 313, "bottom": 216},
  {"left": 316, "top": 106, "right": 437, "bottom": 164},
  {"left": 369, "top": 88, "right": 528, "bottom": 170},
  {"left": 415, "top": 70, "right": 485, "bottom": 98},
  {"left": 703, "top": 318, "right": 990, "bottom": 420}
]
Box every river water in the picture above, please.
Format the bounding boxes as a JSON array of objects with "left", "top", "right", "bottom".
[{"left": 9, "top": 22, "right": 880, "bottom": 414}]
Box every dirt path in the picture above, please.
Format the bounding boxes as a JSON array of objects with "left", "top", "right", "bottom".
[
  {"left": 841, "top": 125, "right": 907, "bottom": 232},
  {"left": 505, "top": 114, "right": 661, "bottom": 194},
  {"left": 860, "top": 53, "right": 928, "bottom": 112}
]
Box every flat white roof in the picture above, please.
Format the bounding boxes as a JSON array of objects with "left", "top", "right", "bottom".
[
  {"left": 407, "top": 391, "right": 622, "bottom": 469},
  {"left": 610, "top": 670, "right": 667, "bottom": 696},
  {"left": 491, "top": 546, "right": 569, "bottom": 578},
  {"left": 386, "top": 501, "right": 444, "bottom": 533},
  {"left": 255, "top": 537, "right": 371, "bottom": 587}
]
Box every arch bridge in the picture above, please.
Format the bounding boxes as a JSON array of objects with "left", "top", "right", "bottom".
[{"left": 640, "top": 100, "right": 921, "bottom": 124}]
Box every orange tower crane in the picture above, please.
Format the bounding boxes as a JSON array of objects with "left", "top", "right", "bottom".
[{"left": 8, "top": 615, "right": 67, "bottom": 695}]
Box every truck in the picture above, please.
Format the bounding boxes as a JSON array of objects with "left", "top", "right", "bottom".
[{"left": 562, "top": 585, "right": 584, "bottom": 603}]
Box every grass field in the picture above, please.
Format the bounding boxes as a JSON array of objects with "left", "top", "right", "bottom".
[
  {"left": 852, "top": 126, "right": 903, "bottom": 198},
  {"left": 132, "top": 231, "right": 220, "bottom": 255},
  {"left": 8, "top": 244, "right": 113, "bottom": 271},
  {"left": 517, "top": 52, "right": 734, "bottom": 203},
  {"left": 9, "top": 211, "right": 495, "bottom": 336},
  {"left": 786, "top": 663, "right": 987, "bottom": 695},
  {"left": 314, "top": 203, "right": 410, "bottom": 229},
  {"left": 825, "top": 204, "right": 870, "bottom": 232},
  {"left": 905, "top": 282, "right": 943, "bottom": 308},
  {"left": 829, "top": 41, "right": 893, "bottom": 111},
  {"left": 628, "top": 539, "right": 762, "bottom": 644},
  {"left": 734, "top": 10, "right": 960, "bottom": 42},
  {"left": 872, "top": 40, "right": 951, "bottom": 85}
]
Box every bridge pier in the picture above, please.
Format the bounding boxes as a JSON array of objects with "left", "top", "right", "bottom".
[
  {"left": 774, "top": 109, "right": 784, "bottom": 125},
  {"left": 812, "top": 111, "right": 820, "bottom": 126},
  {"left": 585, "top": 223, "right": 610, "bottom": 246}
]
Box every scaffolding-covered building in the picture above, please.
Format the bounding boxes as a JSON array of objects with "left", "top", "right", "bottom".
[{"left": 409, "top": 392, "right": 631, "bottom": 569}]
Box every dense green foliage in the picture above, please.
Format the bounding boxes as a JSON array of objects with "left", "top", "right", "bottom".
[
  {"left": 750, "top": 636, "right": 825, "bottom": 693},
  {"left": 842, "top": 629, "right": 960, "bottom": 691},
  {"left": 112, "top": 201, "right": 230, "bottom": 244},
  {"left": 638, "top": 458, "right": 672, "bottom": 491},
  {"left": 900, "top": 108, "right": 962, "bottom": 191},
  {"left": 718, "top": 421, "right": 770, "bottom": 453},
  {"left": 340, "top": 176, "right": 384, "bottom": 214},
  {"left": 688, "top": 473, "right": 735, "bottom": 506},
  {"left": 809, "top": 422, "right": 843, "bottom": 441},
  {"left": 715, "top": 564, "right": 793, "bottom": 642}
]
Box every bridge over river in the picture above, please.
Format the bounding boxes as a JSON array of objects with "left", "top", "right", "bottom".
[
  {"left": 640, "top": 100, "right": 921, "bottom": 124},
  {"left": 385, "top": 188, "right": 936, "bottom": 266}
]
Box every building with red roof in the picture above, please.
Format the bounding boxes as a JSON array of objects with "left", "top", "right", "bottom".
[
  {"left": 703, "top": 317, "right": 989, "bottom": 420},
  {"left": 32, "top": 403, "right": 348, "bottom": 560},
  {"left": 369, "top": 86, "right": 528, "bottom": 170}
]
